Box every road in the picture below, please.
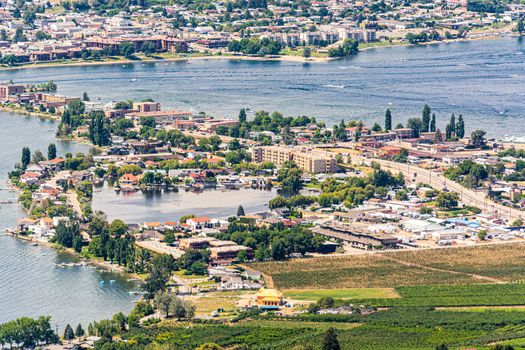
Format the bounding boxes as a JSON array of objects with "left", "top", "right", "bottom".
[
  {"left": 352, "top": 156, "right": 523, "bottom": 221},
  {"left": 66, "top": 190, "right": 84, "bottom": 220}
]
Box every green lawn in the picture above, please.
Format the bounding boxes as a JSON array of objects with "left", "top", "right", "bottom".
[{"left": 284, "top": 288, "right": 399, "bottom": 301}]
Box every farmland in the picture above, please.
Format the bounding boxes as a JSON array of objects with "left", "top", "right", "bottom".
[
  {"left": 251, "top": 243, "right": 525, "bottom": 289},
  {"left": 348, "top": 284, "right": 525, "bottom": 307},
  {"left": 226, "top": 243, "right": 525, "bottom": 348},
  {"left": 113, "top": 306, "right": 525, "bottom": 349},
  {"left": 89, "top": 243, "right": 525, "bottom": 350}
]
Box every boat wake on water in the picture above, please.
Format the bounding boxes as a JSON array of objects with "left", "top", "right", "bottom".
[{"left": 323, "top": 84, "right": 345, "bottom": 89}]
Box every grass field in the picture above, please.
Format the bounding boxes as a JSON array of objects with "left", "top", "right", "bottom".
[
  {"left": 251, "top": 243, "right": 525, "bottom": 289},
  {"left": 283, "top": 288, "right": 399, "bottom": 301},
  {"left": 191, "top": 291, "right": 240, "bottom": 315}
]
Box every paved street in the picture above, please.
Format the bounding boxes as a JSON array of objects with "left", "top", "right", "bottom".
[{"left": 352, "top": 156, "right": 523, "bottom": 221}]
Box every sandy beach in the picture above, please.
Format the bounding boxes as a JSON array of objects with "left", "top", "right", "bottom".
[{"left": 0, "top": 53, "right": 333, "bottom": 72}]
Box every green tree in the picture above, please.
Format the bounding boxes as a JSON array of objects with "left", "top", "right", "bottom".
[
  {"left": 271, "top": 238, "right": 286, "bottom": 260},
  {"left": 141, "top": 41, "right": 157, "bottom": 56},
  {"left": 371, "top": 122, "right": 382, "bottom": 133},
  {"left": 421, "top": 104, "right": 431, "bottom": 132},
  {"left": 447, "top": 113, "right": 456, "bottom": 140},
  {"left": 406, "top": 118, "right": 422, "bottom": 138},
  {"left": 322, "top": 327, "right": 340, "bottom": 350},
  {"left": 32, "top": 150, "right": 45, "bottom": 163},
  {"left": 470, "top": 129, "right": 487, "bottom": 148},
  {"left": 517, "top": 18, "right": 524, "bottom": 35},
  {"left": 154, "top": 290, "right": 173, "bottom": 318},
  {"left": 143, "top": 254, "right": 176, "bottom": 299},
  {"left": 88, "top": 111, "right": 112, "bottom": 146},
  {"left": 119, "top": 42, "right": 135, "bottom": 58},
  {"left": 21, "top": 147, "right": 31, "bottom": 168},
  {"left": 35, "top": 30, "right": 49, "bottom": 41},
  {"left": 456, "top": 114, "right": 465, "bottom": 138},
  {"left": 303, "top": 47, "right": 311, "bottom": 60},
  {"left": 477, "top": 229, "right": 488, "bottom": 240},
  {"left": 385, "top": 108, "right": 392, "bottom": 131},
  {"left": 67, "top": 100, "right": 85, "bottom": 116},
  {"left": 12, "top": 28, "right": 26, "bottom": 43},
  {"left": 437, "top": 192, "right": 459, "bottom": 209},
  {"left": 238, "top": 108, "right": 247, "bottom": 124},
  {"left": 277, "top": 161, "right": 303, "bottom": 194},
  {"left": 75, "top": 324, "right": 85, "bottom": 337},
  {"left": 327, "top": 39, "right": 358, "bottom": 57},
  {"left": 47, "top": 143, "right": 57, "bottom": 160},
  {"left": 64, "top": 324, "right": 75, "bottom": 341},
  {"left": 237, "top": 205, "right": 245, "bottom": 216}
]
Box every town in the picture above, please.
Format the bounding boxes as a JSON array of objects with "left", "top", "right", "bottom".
[
  {"left": 0, "top": 0, "right": 523, "bottom": 65},
  {"left": 1, "top": 79, "right": 525, "bottom": 349}
]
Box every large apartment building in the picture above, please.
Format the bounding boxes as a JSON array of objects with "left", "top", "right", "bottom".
[
  {"left": 0, "top": 84, "right": 25, "bottom": 102},
  {"left": 252, "top": 146, "right": 337, "bottom": 174}
]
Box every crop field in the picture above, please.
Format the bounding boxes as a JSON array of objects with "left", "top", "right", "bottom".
[
  {"left": 251, "top": 254, "right": 480, "bottom": 289},
  {"left": 383, "top": 244, "right": 525, "bottom": 283},
  {"left": 251, "top": 243, "right": 525, "bottom": 289},
  {"left": 347, "top": 284, "right": 525, "bottom": 307},
  {"left": 123, "top": 308, "right": 525, "bottom": 349}
]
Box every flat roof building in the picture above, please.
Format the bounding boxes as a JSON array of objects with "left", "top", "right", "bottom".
[
  {"left": 313, "top": 223, "right": 399, "bottom": 250},
  {"left": 252, "top": 146, "right": 337, "bottom": 174}
]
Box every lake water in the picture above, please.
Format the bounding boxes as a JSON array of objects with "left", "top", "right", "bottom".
[
  {"left": 0, "top": 112, "right": 139, "bottom": 328},
  {"left": 93, "top": 185, "right": 276, "bottom": 223},
  {"left": 1, "top": 37, "right": 525, "bottom": 136}
]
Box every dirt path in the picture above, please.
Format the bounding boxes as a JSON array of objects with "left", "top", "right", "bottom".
[
  {"left": 380, "top": 254, "right": 505, "bottom": 284},
  {"left": 66, "top": 190, "right": 84, "bottom": 219}
]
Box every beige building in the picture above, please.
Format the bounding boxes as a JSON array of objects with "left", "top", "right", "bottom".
[
  {"left": 133, "top": 102, "right": 161, "bottom": 113},
  {"left": 252, "top": 146, "right": 337, "bottom": 174},
  {"left": 0, "top": 84, "right": 25, "bottom": 101}
]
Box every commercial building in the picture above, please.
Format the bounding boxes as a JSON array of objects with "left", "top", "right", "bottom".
[
  {"left": 85, "top": 35, "right": 188, "bottom": 53},
  {"left": 125, "top": 110, "right": 192, "bottom": 123},
  {"left": 313, "top": 223, "right": 399, "bottom": 249},
  {"left": 38, "top": 94, "right": 81, "bottom": 108},
  {"left": 209, "top": 245, "right": 253, "bottom": 264},
  {"left": 252, "top": 146, "right": 337, "bottom": 174},
  {"left": 179, "top": 236, "right": 217, "bottom": 250}
]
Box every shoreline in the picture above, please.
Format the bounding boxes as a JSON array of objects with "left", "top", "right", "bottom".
[
  {"left": 0, "top": 53, "right": 334, "bottom": 72},
  {"left": 0, "top": 32, "right": 517, "bottom": 72},
  {"left": 0, "top": 105, "right": 59, "bottom": 120},
  {"left": 5, "top": 225, "right": 144, "bottom": 280},
  {"left": 4, "top": 176, "right": 139, "bottom": 279}
]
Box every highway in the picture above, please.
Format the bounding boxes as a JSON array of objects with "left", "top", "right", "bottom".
[{"left": 352, "top": 156, "right": 523, "bottom": 221}]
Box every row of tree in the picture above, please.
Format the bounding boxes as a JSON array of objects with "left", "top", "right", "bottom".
[
  {"left": 228, "top": 37, "right": 282, "bottom": 55},
  {"left": 0, "top": 316, "right": 58, "bottom": 348}
]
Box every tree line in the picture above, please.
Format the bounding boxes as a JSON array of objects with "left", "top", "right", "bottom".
[{"left": 0, "top": 316, "right": 58, "bottom": 349}]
